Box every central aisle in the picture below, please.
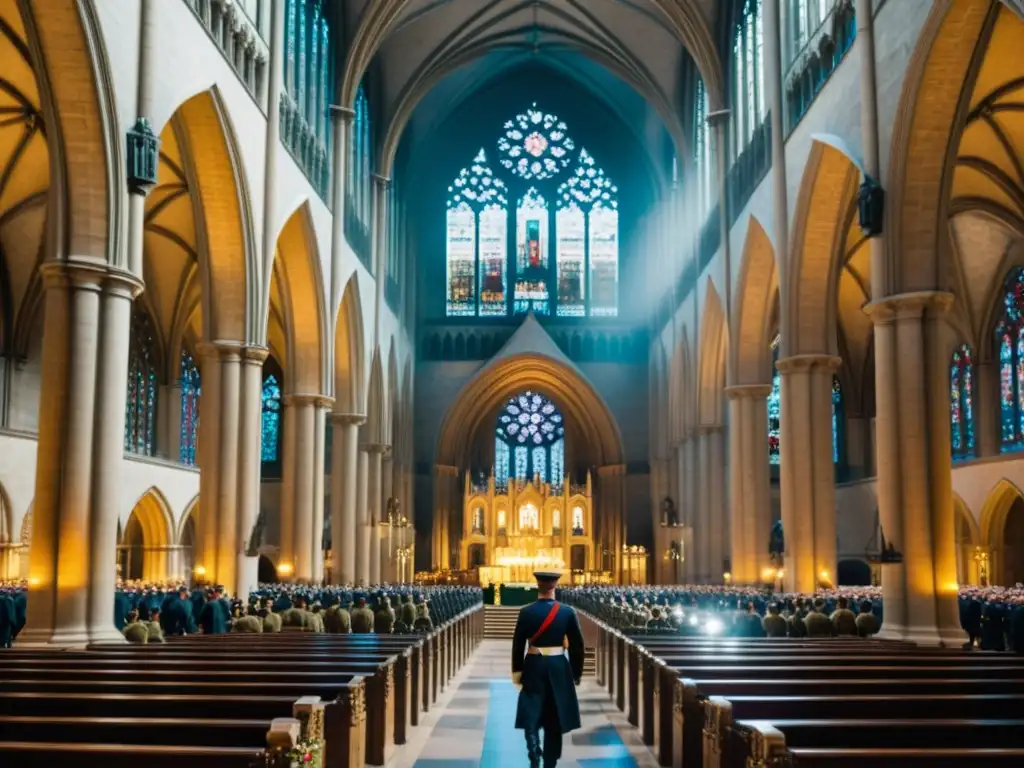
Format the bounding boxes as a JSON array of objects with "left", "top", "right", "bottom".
[{"left": 391, "top": 639, "right": 658, "bottom": 768}]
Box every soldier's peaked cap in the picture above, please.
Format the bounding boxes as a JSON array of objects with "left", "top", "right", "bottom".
[{"left": 534, "top": 571, "right": 561, "bottom": 581}]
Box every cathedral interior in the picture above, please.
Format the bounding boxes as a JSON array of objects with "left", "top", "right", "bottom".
[{"left": 2, "top": 0, "right": 1024, "bottom": 764}]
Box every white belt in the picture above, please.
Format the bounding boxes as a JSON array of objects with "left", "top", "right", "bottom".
[{"left": 528, "top": 646, "right": 565, "bottom": 656}]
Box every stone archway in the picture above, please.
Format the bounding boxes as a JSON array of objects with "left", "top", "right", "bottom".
[
  {"left": 980, "top": 479, "right": 1024, "bottom": 585},
  {"left": 120, "top": 488, "right": 175, "bottom": 583},
  {"left": 1001, "top": 498, "right": 1024, "bottom": 585}
]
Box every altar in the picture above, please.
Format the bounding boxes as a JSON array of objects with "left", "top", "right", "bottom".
[{"left": 459, "top": 470, "right": 596, "bottom": 585}]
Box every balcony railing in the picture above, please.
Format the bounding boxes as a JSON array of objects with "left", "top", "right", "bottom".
[{"left": 184, "top": 0, "right": 268, "bottom": 109}]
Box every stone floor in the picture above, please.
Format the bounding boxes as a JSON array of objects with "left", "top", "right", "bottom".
[{"left": 388, "top": 639, "right": 658, "bottom": 768}]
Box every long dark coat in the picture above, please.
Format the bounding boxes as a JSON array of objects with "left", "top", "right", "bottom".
[{"left": 511, "top": 598, "right": 585, "bottom": 733}]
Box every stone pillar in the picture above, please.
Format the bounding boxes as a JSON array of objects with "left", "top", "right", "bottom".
[
  {"left": 311, "top": 401, "right": 329, "bottom": 582},
  {"left": 329, "top": 414, "right": 363, "bottom": 585},
  {"left": 281, "top": 395, "right": 323, "bottom": 582},
  {"left": 21, "top": 263, "right": 142, "bottom": 647},
  {"left": 235, "top": 347, "right": 268, "bottom": 599},
  {"left": 158, "top": 383, "right": 183, "bottom": 461},
  {"left": 681, "top": 435, "right": 698, "bottom": 582},
  {"left": 777, "top": 354, "right": 841, "bottom": 592},
  {"left": 597, "top": 465, "right": 626, "bottom": 582},
  {"left": 366, "top": 444, "right": 384, "bottom": 585},
  {"left": 975, "top": 361, "right": 1001, "bottom": 458},
  {"left": 195, "top": 341, "right": 244, "bottom": 594},
  {"left": 845, "top": 416, "right": 870, "bottom": 479},
  {"left": 866, "top": 292, "right": 961, "bottom": 646},
  {"left": 725, "top": 385, "right": 772, "bottom": 584},
  {"left": 700, "top": 425, "right": 727, "bottom": 583},
  {"left": 329, "top": 106, "right": 355, "bottom": 306},
  {"left": 695, "top": 430, "right": 713, "bottom": 583},
  {"left": 381, "top": 449, "right": 395, "bottom": 581},
  {"left": 433, "top": 464, "right": 459, "bottom": 570},
  {"left": 355, "top": 448, "right": 370, "bottom": 585}
]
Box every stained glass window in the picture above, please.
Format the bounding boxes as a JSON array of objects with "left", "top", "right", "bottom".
[
  {"left": 998, "top": 269, "right": 1024, "bottom": 452},
  {"left": 694, "top": 78, "right": 713, "bottom": 216},
  {"left": 446, "top": 149, "right": 508, "bottom": 317},
  {"left": 125, "top": 309, "right": 158, "bottom": 456},
  {"left": 497, "top": 104, "right": 575, "bottom": 180},
  {"left": 732, "top": 0, "right": 765, "bottom": 160},
  {"left": 767, "top": 333, "right": 781, "bottom": 464},
  {"left": 495, "top": 438, "right": 511, "bottom": 485},
  {"left": 514, "top": 188, "right": 550, "bottom": 315},
  {"left": 555, "top": 200, "right": 585, "bottom": 317},
  {"left": 179, "top": 350, "right": 201, "bottom": 466},
  {"left": 831, "top": 376, "right": 843, "bottom": 464},
  {"left": 261, "top": 373, "right": 282, "bottom": 463},
  {"left": 496, "top": 391, "right": 566, "bottom": 484},
  {"left": 950, "top": 343, "right": 975, "bottom": 460}
]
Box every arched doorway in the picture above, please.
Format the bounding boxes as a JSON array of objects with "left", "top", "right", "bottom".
[
  {"left": 118, "top": 489, "right": 174, "bottom": 583},
  {"left": 178, "top": 504, "right": 197, "bottom": 582},
  {"left": 1002, "top": 497, "right": 1024, "bottom": 586},
  {"left": 258, "top": 554, "right": 278, "bottom": 584}
]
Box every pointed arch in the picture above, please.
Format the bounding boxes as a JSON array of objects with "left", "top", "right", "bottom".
[
  {"left": 177, "top": 495, "right": 200, "bottom": 544},
  {"left": 334, "top": 273, "right": 367, "bottom": 415},
  {"left": 887, "top": 0, "right": 996, "bottom": 293},
  {"left": 122, "top": 487, "right": 175, "bottom": 582},
  {"left": 733, "top": 215, "right": 778, "bottom": 385},
  {"left": 980, "top": 477, "right": 1024, "bottom": 546},
  {"left": 364, "top": 347, "right": 386, "bottom": 446},
  {"left": 387, "top": 338, "right": 399, "bottom": 446},
  {"left": 268, "top": 202, "right": 329, "bottom": 395},
  {"left": 698, "top": 280, "right": 728, "bottom": 426},
  {"left": 170, "top": 89, "right": 256, "bottom": 343},
  {"left": 786, "top": 138, "right": 862, "bottom": 357}
]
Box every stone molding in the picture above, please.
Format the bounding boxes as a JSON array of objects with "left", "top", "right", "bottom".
[
  {"left": 41, "top": 260, "right": 144, "bottom": 299},
  {"left": 283, "top": 393, "right": 334, "bottom": 409},
  {"left": 775, "top": 354, "right": 842, "bottom": 374},
  {"left": 242, "top": 345, "right": 270, "bottom": 364},
  {"left": 372, "top": 172, "right": 391, "bottom": 188},
  {"left": 362, "top": 442, "right": 389, "bottom": 454},
  {"left": 195, "top": 340, "right": 269, "bottom": 362},
  {"left": 724, "top": 383, "right": 772, "bottom": 399},
  {"left": 707, "top": 108, "right": 731, "bottom": 127},
  {"left": 863, "top": 291, "right": 955, "bottom": 325},
  {"left": 330, "top": 412, "right": 366, "bottom": 427},
  {"left": 329, "top": 104, "right": 356, "bottom": 121}
]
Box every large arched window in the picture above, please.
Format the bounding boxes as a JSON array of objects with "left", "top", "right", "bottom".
[
  {"left": 444, "top": 105, "right": 618, "bottom": 319},
  {"left": 731, "top": 0, "right": 766, "bottom": 160},
  {"left": 281, "top": 0, "right": 333, "bottom": 196},
  {"left": 445, "top": 150, "right": 508, "bottom": 316},
  {"left": 125, "top": 309, "right": 158, "bottom": 456},
  {"left": 950, "top": 343, "right": 975, "bottom": 460},
  {"left": 495, "top": 391, "right": 566, "bottom": 487},
  {"left": 261, "top": 368, "right": 283, "bottom": 465},
  {"left": 179, "top": 349, "right": 201, "bottom": 466},
  {"left": 831, "top": 376, "right": 843, "bottom": 464},
  {"left": 346, "top": 84, "right": 372, "bottom": 266},
  {"left": 768, "top": 333, "right": 781, "bottom": 464},
  {"left": 694, "top": 78, "right": 713, "bottom": 216},
  {"left": 998, "top": 270, "right": 1024, "bottom": 452}
]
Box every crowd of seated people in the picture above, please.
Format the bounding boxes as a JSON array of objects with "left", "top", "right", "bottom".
[
  {"left": 559, "top": 583, "right": 1024, "bottom": 651},
  {"left": 0, "top": 579, "right": 482, "bottom": 646}
]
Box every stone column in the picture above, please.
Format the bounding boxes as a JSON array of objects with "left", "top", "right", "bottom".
[
  {"left": 328, "top": 106, "right": 355, "bottom": 307},
  {"left": 381, "top": 448, "right": 395, "bottom": 581},
  {"left": 433, "top": 464, "right": 459, "bottom": 570},
  {"left": 777, "top": 354, "right": 841, "bottom": 592},
  {"left": 311, "top": 400, "right": 329, "bottom": 582},
  {"left": 700, "top": 425, "right": 727, "bottom": 583},
  {"left": 329, "top": 414, "right": 363, "bottom": 585},
  {"left": 281, "top": 394, "right": 320, "bottom": 581},
  {"left": 366, "top": 443, "right": 384, "bottom": 584},
  {"left": 695, "top": 430, "right": 713, "bottom": 583},
  {"left": 725, "top": 385, "right": 772, "bottom": 584},
  {"left": 355, "top": 448, "right": 370, "bottom": 585},
  {"left": 597, "top": 465, "right": 626, "bottom": 582},
  {"left": 975, "top": 361, "right": 1000, "bottom": 458},
  {"left": 21, "top": 263, "right": 142, "bottom": 647},
  {"left": 158, "top": 383, "right": 182, "bottom": 461},
  {"left": 195, "top": 341, "right": 244, "bottom": 594},
  {"left": 681, "top": 434, "right": 698, "bottom": 582},
  {"left": 235, "top": 347, "right": 268, "bottom": 599},
  {"left": 866, "top": 292, "right": 961, "bottom": 646}
]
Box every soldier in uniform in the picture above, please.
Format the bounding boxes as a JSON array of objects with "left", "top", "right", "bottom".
[
  {"left": 374, "top": 593, "right": 396, "bottom": 634},
  {"left": 511, "top": 571, "right": 584, "bottom": 768},
  {"left": 324, "top": 602, "right": 352, "bottom": 634},
  {"left": 351, "top": 596, "right": 375, "bottom": 634}
]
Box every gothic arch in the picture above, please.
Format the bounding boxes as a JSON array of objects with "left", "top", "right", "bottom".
[
  {"left": 333, "top": 273, "right": 366, "bottom": 415},
  {"left": 733, "top": 215, "right": 777, "bottom": 385},
  {"left": 177, "top": 495, "right": 199, "bottom": 544},
  {"left": 268, "top": 202, "right": 329, "bottom": 395},
  {"left": 887, "top": 0, "right": 996, "bottom": 294},
  {"left": 364, "top": 347, "right": 386, "bottom": 446},
  {"left": 166, "top": 89, "right": 257, "bottom": 344},
  {"left": 122, "top": 487, "right": 175, "bottom": 582},
  {"left": 698, "top": 279, "right": 728, "bottom": 426},
  {"left": 979, "top": 477, "right": 1024, "bottom": 585},
  {"left": 786, "top": 138, "right": 862, "bottom": 357}
]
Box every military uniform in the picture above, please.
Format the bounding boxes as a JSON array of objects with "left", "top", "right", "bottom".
[
  {"left": 374, "top": 596, "right": 395, "bottom": 634},
  {"left": 512, "top": 572, "right": 585, "bottom": 768},
  {"left": 324, "top": 605, "right": 352, "bottom": 634},
  {"left": 351, "top": 598, "right": 375, "bottom": 634},
  {"left": 804, "top": 608, "right": 832, "bottom": 638}
]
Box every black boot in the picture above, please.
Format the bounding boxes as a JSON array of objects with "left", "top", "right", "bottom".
[{"left": 525, "top": 728, "right": 542, "bottom": 768}]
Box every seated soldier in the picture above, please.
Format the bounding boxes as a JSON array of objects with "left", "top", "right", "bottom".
[
  {"left": 804, "top": 598, "right": 833, "bottom": 637},
  {"left": 145, "top": 607, "right": 166, "bottom": 643},
  {"left": 323, "top": 603, "right": 351, "bottom": 634},
  {"left": 855, "top": 599, "right": 880, "bottom": 637},
  {"left": 400, "top": 593, "right": 417, "bottom": 628},
  {"left": 830, "top": 596, "right": 858, "bottom": 636},
  {"left": 375, "top": 595, "right": 396, "bottom": 634},
  {"left": 123, "top": 611, "right": 149, "bottom": 644},
  {"left": 762, "top": 603, "right": 788, "bottom": 638},
  {"left": 233, "top": 609, "right": 264, "bottom": 633},
  {"left": 413, "top": 602, "right": 434, "bottom": 632},
  {"left": 787, "top": 598, "right": 808, "bottom": 638},
  {"left": 308, "top": 602, "right": 325, "bottom": 633},
  {"left": 351, "top": 597, "right": 375, "bottom": 634}
]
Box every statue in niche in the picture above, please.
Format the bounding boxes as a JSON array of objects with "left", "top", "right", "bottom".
[
  {"left": 661, "top": 497, "right": 678, "bottom": 527},
  {"left": 552, "top": 509, "right": 561, "bottom": 534},
  {"left": 769, "top": 519, "right": 785, "bottom": 559},
  {"left": 519, "top": 503, "right": 539, "bottom": 532},
  {"left": 472, "top": 507, "right": 484, "bottom": 535},
  {"left": 572, "top": 506, "right": 584, "bottom": 536},
  {"left": 497, "top": 509, "right": 507, "bottom": 533}
]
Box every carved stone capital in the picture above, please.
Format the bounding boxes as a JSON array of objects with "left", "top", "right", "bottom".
[
  {"left": 330, "top": 104, "right": 356, "bottom": 122},
  {"left": 41, "top": 260, "right": 144, "bottom": 299},
  {"left": 697, "top": 424, "right": 724, "bottom": 436},
  {"left": 330, "top": 412, "right": 366, "bottom": 427},
  {"left": 242, "top": 345, "right": 269, "bottom": 364},
  {"left": 724, "top": 384, "right": 772, "bottom": 400},
  {"left": 863, "top": 291, "right": 955, "bottom": 325},
  {"left": 774, "top": 354, "right": 842, "bottom": 374},
  {"left": 283, "top": 393, "right": 333, "bottom": 409},
  {"left": 195, "top": 340, "right": 245, "bottom": 362}
]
